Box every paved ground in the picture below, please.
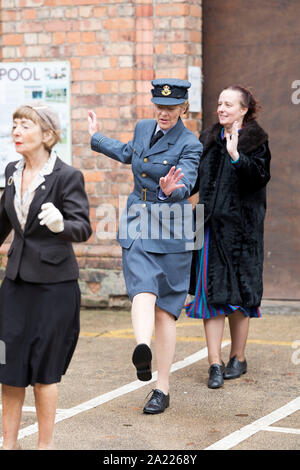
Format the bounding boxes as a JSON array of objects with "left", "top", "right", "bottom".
[{"left": 0, "top": 300, "right": 299, "bottom": 454}]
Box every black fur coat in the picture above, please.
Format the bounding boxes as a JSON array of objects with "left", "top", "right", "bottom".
[{"left": 189, "top": 120, "right": 271, "bottom": 307}]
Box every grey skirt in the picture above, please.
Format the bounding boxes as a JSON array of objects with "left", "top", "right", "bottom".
[{"left": 122, "top": 237, "right": 192, "bottom": 320}]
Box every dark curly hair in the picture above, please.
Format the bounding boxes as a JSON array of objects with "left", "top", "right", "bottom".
[{"left": 223, "top": 85, "right": 262, "bottom": 123}]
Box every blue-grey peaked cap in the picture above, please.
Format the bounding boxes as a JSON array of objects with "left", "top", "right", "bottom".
[{"left": 151, "top": 78, "right": 191, "bottom": 105}]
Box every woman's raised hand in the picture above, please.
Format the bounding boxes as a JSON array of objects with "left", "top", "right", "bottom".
[
  {"left": 225, "top": 120, "right": 240, "bottom": 161},
  {"left": 88, "top": 110, "right": 99, "bottom": 136},
  {"left": 159, "top": 166, "right": 185, "bottom": 197}
]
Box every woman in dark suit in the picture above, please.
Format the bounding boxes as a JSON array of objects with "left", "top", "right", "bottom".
[
  {"left": 0, "top": 104, "right": 92, "bottom": 449},
  {"left": 88, "top": 79, "right": 202, "bottom": 414},
  {"left": 186, "top": 85, "right": 271, "bottom": 389}
]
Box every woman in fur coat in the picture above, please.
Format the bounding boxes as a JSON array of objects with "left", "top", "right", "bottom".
[{"left": 185, "top": 85, "right": 271, "bottom": 389}]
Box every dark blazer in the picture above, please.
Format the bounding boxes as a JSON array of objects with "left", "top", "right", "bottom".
[
  {"left": 0, "top": 157, "right": 92, "bottom": 283},
  {"left": 189, "top": 120, "right": 271, "bottom": 307}
]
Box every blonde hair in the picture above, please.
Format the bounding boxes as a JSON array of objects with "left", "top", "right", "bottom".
[
  {"left": 13, "top": 105, "right": 62, "bottom": 152},
  {"left": 179, "top": 100, "right": 189, "bottom": 115}
]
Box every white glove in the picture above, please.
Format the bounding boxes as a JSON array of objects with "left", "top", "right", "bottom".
[{"left": 38, "top": 202, "right": 64, "bottom": 233}]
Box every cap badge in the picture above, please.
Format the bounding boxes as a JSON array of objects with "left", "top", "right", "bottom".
[{"left": 161, "top": 85, "right": 172, "bottom": 96}]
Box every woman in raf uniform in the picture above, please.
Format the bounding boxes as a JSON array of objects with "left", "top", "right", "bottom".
[
  {"left": 88, "top": 79, "right": 202, "bottom": 414},
  {"left": 186, "top": 85, "right": 271, "bottom": 389},
  {"left": 0, "top": 104, "right": 92, "bottom": 449}
]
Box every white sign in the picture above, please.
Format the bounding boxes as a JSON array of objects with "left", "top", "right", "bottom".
[
  {"left": 0, "top": 61, "right": 71, "bottom": 186},
  {"left": 188, "top": 66, "right": 202, "bottom": 113}
]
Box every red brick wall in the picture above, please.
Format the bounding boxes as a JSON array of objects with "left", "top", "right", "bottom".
[{"left": 0, "top": 0, "right": 202, "bottom": 307}]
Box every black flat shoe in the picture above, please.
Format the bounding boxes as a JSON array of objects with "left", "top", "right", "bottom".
[
  {"left": 208, "top": 362, "right": 225, "bottom": 389},
  {"left": 143, "top": 389, "right": 170, "bottom": 414},
  {"left": 132, "top": 343, "right": 152, "bottom": 381},
  {"left": 224, "top": 356, "right": 247, "bottom": 380}
]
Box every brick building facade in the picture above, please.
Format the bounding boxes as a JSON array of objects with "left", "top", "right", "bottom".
[{"left": 0, "top": 0, "right": 202, "bottom": 307}]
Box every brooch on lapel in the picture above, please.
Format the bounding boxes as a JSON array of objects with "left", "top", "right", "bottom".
[
  {"left": 7, "top": 176, "right": 13, "bottom": 186},
  {"left": 41, "top": 185, "right": 46, "bottom": 190}
]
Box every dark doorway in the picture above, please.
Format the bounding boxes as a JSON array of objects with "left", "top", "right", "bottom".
[{"left": 202, "top": 0, "right": 300, "bottom": 299}]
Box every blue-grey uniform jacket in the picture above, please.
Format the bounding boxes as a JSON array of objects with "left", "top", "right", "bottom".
[{"left": 91, "top": 117, "right": 202, "bottom": 253}]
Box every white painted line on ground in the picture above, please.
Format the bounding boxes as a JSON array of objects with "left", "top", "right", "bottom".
[
  {"left": 0, "top": 406, "right": 68, "bottom": 413},
  {"left": 54, "top": 342, "right": 230, "bottom": 420},
  {"left": 205, "top": 396, "right": 300, "bottom": 450},
  {"left": 262, "top": 426, "right": 300, "bottom": 435},
  {"left": 0, "top": 341, "right": 230, "bottom": 445}
]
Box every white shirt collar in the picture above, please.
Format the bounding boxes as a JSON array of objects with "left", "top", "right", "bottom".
[
  {"left": 13, "top": 150, "right": 57, "bottom": 204},
  {"left": 14, "top": 150, "right": 57, "bottom": 175},
  {"left": 155, "top": 123, "right": 177, "bottom": 135}
]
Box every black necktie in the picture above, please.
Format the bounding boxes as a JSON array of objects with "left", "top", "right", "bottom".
[{"left": 150, "top": 130, "right": 164, "bottom": 148}]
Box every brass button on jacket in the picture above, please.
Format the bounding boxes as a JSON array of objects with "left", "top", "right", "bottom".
[
  {"left": 141, "top": 173, "right": 147, "bottom": 178},
  {"left": 144, "top": 157, "right": 148, "bottom": 163}
]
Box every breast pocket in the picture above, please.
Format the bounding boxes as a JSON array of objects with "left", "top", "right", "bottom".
[
  {"left": 151, "top": 157, "right": 179, "bottom": 178},
  {"left": 152, "top": 156, "right": 179, "bottom": 167}
]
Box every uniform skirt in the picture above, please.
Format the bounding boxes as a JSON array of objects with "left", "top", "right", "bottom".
[
  {"left": 122, "top": 237, "right": 192, "bottom": 320},
  {"left": 0, "top": 276, "right": 80, "bottom": 387},
  {"left": 185, "top": 226, "right": 261, "bottom": 319}
]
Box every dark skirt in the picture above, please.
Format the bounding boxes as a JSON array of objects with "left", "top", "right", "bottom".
[
  {"left": 122, "top": 237, "right": 193, "bottom": 320},
  {"left": 185, "top": 226, "right": 261, "bottom": 319},
  {"left": 0, "top": 276, "right": 80, "bottom": 387}
]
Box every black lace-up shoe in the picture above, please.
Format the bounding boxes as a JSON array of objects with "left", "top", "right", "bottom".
[
  {"left": 143, "top": 389, "right": 170, "bottom": 414},
  {"left": 132, "top": 343, "right": 152, "bottom": 381},
  {"left": 224, "top": 356, "right": 247, "bottom": 380},
  {"left": 208, "top": 362, "right": 225, "bottom": 389}
]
